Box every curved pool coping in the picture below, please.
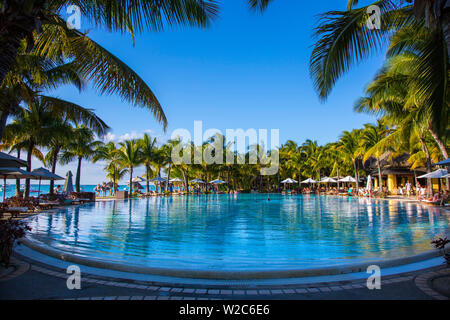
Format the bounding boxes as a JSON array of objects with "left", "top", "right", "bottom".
[{"left": 19, "top": 236, "right": 447, "bottom": 280}]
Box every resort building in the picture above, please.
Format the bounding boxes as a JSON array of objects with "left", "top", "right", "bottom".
[{"left": 365, "top": 154, "right": 427, "bottom": 193}]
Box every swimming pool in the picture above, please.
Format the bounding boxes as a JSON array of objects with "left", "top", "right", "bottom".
[{"left": 24, "top": 194, "right": 449, "bottom": 274}]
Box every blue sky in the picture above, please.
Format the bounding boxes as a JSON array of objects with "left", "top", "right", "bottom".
[{"left": 40, "top": 0, "right": 386, "bottom": 184}]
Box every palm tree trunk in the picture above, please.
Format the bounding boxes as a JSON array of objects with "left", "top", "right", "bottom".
[
  {"left": 428, "top": 128, "right": 449, "bottom": 159},
  {"left": 420, "top": 137, "right": 433, "bottom": 197},
  {"left": 16, "top": 149, "right": 21, "bottom": 197},
  {"left": 24, "top": 141, "right": 34, "bottom": 198},
  {"left": 0, "top": 110, "right": 9, "bottom": 141},
  {"left": 353, "top": 159, "right": 359, "bottom": 191},
  {"left": 377, "top": 158, "right": 383, "bottom": 190},
  {"left": 129, "top": 166, "right": 133, "bottom": 195},
  {"left": 146, "top": 164, "right": 150, "bottom": 193},
  {"left": 49, "top": 148, "right": 60, "bottom": 195},
  {"left": 75, "top": 156, "right": 82, "bottom": 193},
  {"left": 167, "top": 165, "right": 172, "bottom": 191}
]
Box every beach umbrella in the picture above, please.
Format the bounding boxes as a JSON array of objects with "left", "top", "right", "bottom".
[
  {"left": 31, "top": 167, "right": 64, "bottom": 196},
  {"left": 0, "top": 168, "right": 41, "bottom": 202},
  {"left": 170, "top": 177, "right": 184, "bottom": 183},
  {"left": 150, "top": 176, "right": 168, "bottom": 183},
  {"left": 320, "top": 177, "right": 338, "bottom": 183},
  {"left": 63, "top": 171, "right": 74, "bottom": 194},
  {"left": 366, "top": 175, "right": 373, "bottom": 191},
  {"left": 149, "top": 176, "right": 168, "bottom": 193},
  {"left": 190, "top": 179, "right": 206, "bottom": 184},
  {"left": 281, "top": 178, "right": 298, "bottom": 184},
  {"left": 434, "top": 159, "right": 450, "bottom": 166},
  {"left": 417, "top": 169, "right": 449, "bottom": 179},
  {"left": 443, "top": 173, "right": 450, "bottom": 178},
  {"left": 132, "top": 176, "right": 146, "bottom": 183},
  {"left": 209, "top": 179, "right": 227, "bottom": 184},
  {"left": 301, "top": 178, "right": 317, "bottom": 184},
  {"left": 0, "top": 152, "right": 27, "bottom": 168},
  {"left": 338, "top": 176, "right": 357, "bottom": 183}
]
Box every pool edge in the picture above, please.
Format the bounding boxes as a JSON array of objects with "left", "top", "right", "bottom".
[{"left": 18, "top": 237, "right": 446, "bottom": 280}]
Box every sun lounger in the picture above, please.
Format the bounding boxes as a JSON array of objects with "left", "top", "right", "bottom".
[
  {"left": 38, "top": 201, "right": 59, "bottom": 209},
  {"left": 7, "top": 207, "right": 29, "bottom": 218},
  {"left": 71, "top": 198, "right": 90, "bottom": 204}
]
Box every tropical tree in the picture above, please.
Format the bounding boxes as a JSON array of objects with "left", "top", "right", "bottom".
[
  {"left": 4, "top": 99, "right": 102, "bottom": 197},
  {"left": 44, "top": 119, "right": 74, "bottom": 194},
  {"left": 92, "top": 141, "right": 124, "bottom": 195},
  {"left": 116, "top": 139, "right": 143, "bottom": 195},
  {"left": 359, "top": 121, "right": 390, "bottom": 187},
  {"left": 61, "top": 126, "right": 104, "bottom": 192},
  {"left": 0, "top": 1, "right": 219, "bottom": 86},
  {"left": 338, "top": 129, "right": 362, "bottom": 190},
  {"left": 138, "top": 134, "right": 158, "bottom": 193}
]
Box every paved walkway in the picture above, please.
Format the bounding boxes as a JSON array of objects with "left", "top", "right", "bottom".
[{"left": 0, "top": 254, "right": 449, "bottom": 300}]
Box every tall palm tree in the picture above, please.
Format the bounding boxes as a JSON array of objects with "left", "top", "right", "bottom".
[
  {"left": 61, "top": 126, "right": 104, "bottom": 192},
  {"left": 338, "top": 129, "right": 362, "bottom": 191},
  {"left": 138, "top": 134, "right": 158, "bottom": 193},
  {"left": 44, "top": 119, "right": 74, "bottom": 194},
  {"left": 359, "top": 121, "right": 390, "bottom": 187},
  {"left": 92, "top": 141, "right": 123, "bottom": 195},
  {"left": 116, "top": 139, "right": 143, "bottom": 195},
  {"left": 3, "top": 100, "right": 93, "bottom": 197}
]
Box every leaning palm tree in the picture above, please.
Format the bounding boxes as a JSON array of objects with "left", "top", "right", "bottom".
[
  {"left": 61, "top": 126, "right": 104, "bottom": 192},
  {"left": 310, "top": 1, "right": 448, "bottom": 99},
  {"left": 354, "top": 34, "right": 448, "bottom": 159},
  {"left": 0, "top": 46, "right": 85, "bottom": 140},
  {"left": 310, "top": 1, "right": 449, "bottom": 159},
  {"left": 116, "top": 139, "right": 143, "bottom": 195}
]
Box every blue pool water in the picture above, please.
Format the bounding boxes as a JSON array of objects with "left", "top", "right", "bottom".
[{"left": 25, "top": 194, "right": 450, "bottom": 271}]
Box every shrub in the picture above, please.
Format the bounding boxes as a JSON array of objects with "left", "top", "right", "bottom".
[
  {"left": 68, "top": 192, "right": 96, "bottom": 201},
  {"left": 431, "top": 237, "right": 450, "bottom": 266},
  {"left": 6, "top": 197, "right": 38, "bottom": 210},
  {"left": 0, "top": 219, "right": 31, "bottom": 267}
]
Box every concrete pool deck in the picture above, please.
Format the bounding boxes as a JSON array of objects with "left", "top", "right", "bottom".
[{"left": 1, "top": 252, "right": 449, "bottom": 300}]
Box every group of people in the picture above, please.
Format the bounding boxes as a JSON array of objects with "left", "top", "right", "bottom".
[{"left": 95, "top": 183, "right": 113, "bottom": 197}]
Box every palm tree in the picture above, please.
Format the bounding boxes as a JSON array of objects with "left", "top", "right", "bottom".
[
  {"left": 116, "top": 139, "right": 143, "bottom": 195},
  {"left": 92, "top": 141, "right": 123, "bottom": 195},
  {"left": 3, "top": 101, "right": 84, "bottom": 197},
  {"left": 138, "top": 134, "right": 158, "bottom": 193},
  {"left": 338, "top": 130, "right": 362, "bottom": 191},
  {"left": 61, "top": 126, "right": 104, "bottom": 192},
  {"left": 44, "top": 119, "right": 74, "bottom": 194},
  {"left": 0, "top": 0, "right": 219, "bottom": 86},
  {"left": 359, "top": 121, "right": 390, "bottom": 188},
  {"left": 0, "top": 48, "right": 84, "bottom": 140}
]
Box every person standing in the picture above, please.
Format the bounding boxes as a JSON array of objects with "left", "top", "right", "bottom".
[{"left": 405, "top": 181, "right": 412, "bottom": 197}]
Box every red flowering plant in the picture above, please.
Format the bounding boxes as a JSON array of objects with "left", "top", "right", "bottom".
[
  {"left": 431, "top": 237, "right": 450, "bottom": 266},
  {"left": 0, "top": 219, "right": 31, "bottom": 267}
]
